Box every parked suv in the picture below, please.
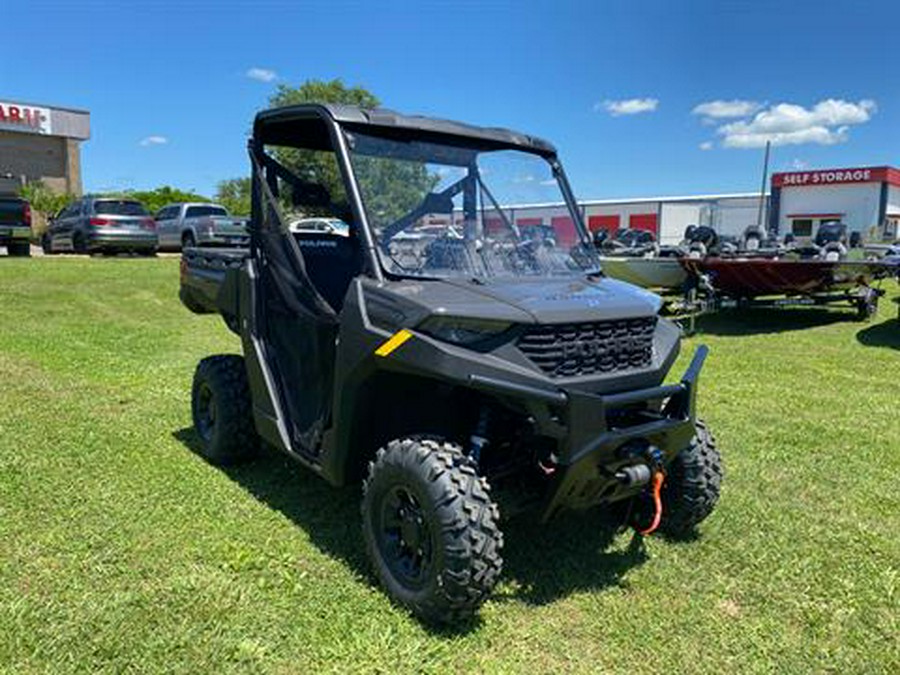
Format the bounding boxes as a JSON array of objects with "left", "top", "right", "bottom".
[
  {"left": 154, "top": 202, "right": 249, "bottom": 251},
  {"left": 42, "top": 197, "right": 157, "bottom": 255}
]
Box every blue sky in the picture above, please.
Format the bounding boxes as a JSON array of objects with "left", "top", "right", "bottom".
[{"left": 3, "top": 0, "right": 897, "bottom": 200}]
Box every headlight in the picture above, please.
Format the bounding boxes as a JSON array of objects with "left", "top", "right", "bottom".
[{"left": 417, "top": 316, "right": 513, "bottom": 346}]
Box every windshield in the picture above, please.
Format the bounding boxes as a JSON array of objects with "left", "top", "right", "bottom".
[
  {"left": 186, "top": 205, "right": 228, "bottom": 218},
  {"left": 95, "top": 200, "right": 148, "bottom": 216},
  {"left": 346, "top": 131, "right": 598, "bottom": 279}
]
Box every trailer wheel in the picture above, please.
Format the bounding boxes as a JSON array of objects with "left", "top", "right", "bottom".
[
  {"left": 855, "top": 289, "right": 878, "bottom": 321},
  {"left": 191, "top": 355, "right": 259, "bottom": 465},
  {"left": 362, "top": 437, "right": 503, "bottom": 624},
  {"left": 659, "top": 419, "right": 723, "bottom": 537}
]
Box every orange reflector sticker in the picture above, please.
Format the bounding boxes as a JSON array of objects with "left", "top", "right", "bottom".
[{"left": 375, "top": 329, "right": 413, "bottom": 357}]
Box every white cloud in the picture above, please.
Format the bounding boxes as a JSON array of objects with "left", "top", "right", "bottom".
[
  {"left": 693, "top": 99, "right": 761, "bottom": 119},
  {"left": 699, "top": 141, "right": 714, "bottom": 151},
  {"left": 705, "top": 98, "right": 876, "bottom": 149},
  {"left": 598, "top": 98, "right": 659, "bottom": 116},
  {"left": 791, "top": 158, "right": 809, "bottom": 170},
  {"left": 246, "top": 67, "right": 277, "bottom": 82},
  {"left": 139, "top": 135, "right": 168, "bottom": 147}
]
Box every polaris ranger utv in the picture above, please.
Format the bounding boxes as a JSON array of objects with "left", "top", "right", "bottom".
[{"left": 181, "top": 104, "right": 723, "bottom": 623}]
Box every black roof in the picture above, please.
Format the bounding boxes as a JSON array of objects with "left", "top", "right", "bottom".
[{"left": 254, "top": 103, "right": 557, "bottom": 157}]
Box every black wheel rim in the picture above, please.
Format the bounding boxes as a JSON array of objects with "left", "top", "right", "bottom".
[
  {"left": 376, "top": 485, "right": 433, "bottom": 589},
  {"left": 195, "top": 382, "right": 216, "bottom": 442}
]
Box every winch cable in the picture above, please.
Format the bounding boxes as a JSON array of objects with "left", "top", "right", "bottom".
[{"left": 637, "top": 471, "right": 665, "bottom": 536}]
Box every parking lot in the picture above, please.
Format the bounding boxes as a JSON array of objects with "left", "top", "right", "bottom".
[{"left": 1, "top": 256, "right": 897, "bottom": 673}]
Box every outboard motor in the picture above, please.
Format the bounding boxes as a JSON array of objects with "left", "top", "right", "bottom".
[
  {"left": 592, "top": 229, "right": 609, "bottom": 250},
  {"left": 686, "top": 225, "right": 718, "bottom": 258},
  {"left": 815, "top": 221, "right": 848, "bottom": 261},
  {"left": 742, "top": 225, "right": 763, "bottom": 251}
]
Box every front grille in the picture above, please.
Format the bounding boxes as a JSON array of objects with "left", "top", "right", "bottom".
[{"left": 517, "top": 317, "right": 657, "bottom": 378}]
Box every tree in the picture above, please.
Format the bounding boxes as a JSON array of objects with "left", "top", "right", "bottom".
[
  {"left": 19, "top": 181, "right": 75, "bottom": 237},
  {"left": 119, "top": 186, "right": 211, "bottom": 215},
  {"left": 215, "top": 177, "right": 251, "bottom": 216},
  {"left": 266, "top": 78, "right": 437, "bottom": 225}
]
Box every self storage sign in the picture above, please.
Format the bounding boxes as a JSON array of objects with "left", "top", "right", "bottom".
[
  {"left": 773, "top": 167, "right": 881, "bottom": 187},
  {"left": 0, "top": 101, "right": 51, "bottom": 134}
]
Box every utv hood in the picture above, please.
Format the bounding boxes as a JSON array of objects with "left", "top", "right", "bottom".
[{"left": 383, "top": 275, "right": 662, "bottom": 326}]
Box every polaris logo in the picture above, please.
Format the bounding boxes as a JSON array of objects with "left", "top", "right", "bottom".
[{"left": 297, "top": 239, "right": 338, "bottom": 248}]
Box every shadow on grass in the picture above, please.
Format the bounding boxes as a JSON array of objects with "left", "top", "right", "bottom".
[
  {"left": 497, "top": 510, "right": 648, "bottom": 606},
  {"left": 856, "top": 317, "right": 900, "bottom": 350},
  {"left": 173, "top": 428, "right": 650, "bottom": 622},
  {"left": 690, "top": 307, "right": 852, "bottom": 336}
]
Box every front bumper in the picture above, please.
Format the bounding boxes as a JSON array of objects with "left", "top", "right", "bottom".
[
  {"left": 89, "top": 229, "right": 158, "bottom": 251},
  {"left": 0, "top": 225, "right": 30, "bottom": 244},
  {"left": 470, "top": 346, "right": 708, "bottom": 519}
]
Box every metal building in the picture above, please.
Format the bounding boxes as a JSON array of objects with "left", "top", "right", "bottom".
[{"left": 769, "top": 166, "right": 900, "bottom": 243}]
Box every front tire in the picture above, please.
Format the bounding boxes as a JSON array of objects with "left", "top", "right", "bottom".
[
  {"left": 362, "top": 438, "right": 503, "bottom": 624},
  {"left": 191, "top": 355, "right": 259, "bottom": 465},
  {"left": 659, "top": 419, "right": 723, "bottom": 537}
]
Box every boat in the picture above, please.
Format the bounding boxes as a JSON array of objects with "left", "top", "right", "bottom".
[
  {"left": 679, "top": 257, "right": 891, "bottom": 297},
  {"left": 599, "top": 255, "right": 688, "bottom": 290},
  {"left": 594, "top": 228, "right": 688, "bottom": 290}
]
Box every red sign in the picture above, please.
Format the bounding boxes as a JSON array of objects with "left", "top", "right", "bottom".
[
  {"left": 772, "top": 166, "right": 897, "bottom": 188},
  {"left": 0, "top": 101, "right": 51, "bottom": 134}
]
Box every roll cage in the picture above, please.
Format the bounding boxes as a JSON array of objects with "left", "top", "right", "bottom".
[{"left": 248, "top": 103, "right": 588, "bottom": 283}]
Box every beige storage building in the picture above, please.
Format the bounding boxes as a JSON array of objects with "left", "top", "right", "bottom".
[{"left": 0, "top": 98, "right": 90, "bottom": 196}]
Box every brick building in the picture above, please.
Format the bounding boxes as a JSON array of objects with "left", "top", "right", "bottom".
[{"left": 0, "top": 98, "right": 90, "bottom": 196}]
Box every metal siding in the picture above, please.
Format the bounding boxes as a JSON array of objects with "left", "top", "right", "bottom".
[
  {"left": 778, "top": 183, "right": 882, "bottom": 239},
  {"left": 48, "top": 108, "right": 91, "bottom": 140}
]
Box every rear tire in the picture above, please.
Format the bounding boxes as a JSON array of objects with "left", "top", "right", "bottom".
[
  {"left": 362, "top": 437, "right": 503, "bottom": 624},
  {"left": 41, "top": 234, "right": 55, "bottom": 255},
  {"left": 7, "top": 241, "right": 30, "bottom": 257},
  {"left": 659, "top": 419, "right": 723, "bottom": 537},
  {"left": 191, "top": 355, "right": 259, "bottom": 465},
  {"left": 73, "top": 232, "right": 88, "bottom": 255}
]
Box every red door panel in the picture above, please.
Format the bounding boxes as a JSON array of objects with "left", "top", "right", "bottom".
[
  {"left": 588, "top": 214, "right": 620, "bottom": 235},
  {"left": 551, "top": 216, "right": 577, "bottom": 246},
  {"left": 629, "top": 213, "right": 658, "bottom": 236}
]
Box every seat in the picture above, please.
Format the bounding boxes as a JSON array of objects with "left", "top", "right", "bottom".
[{"left": 292, "top": 231, "right": 363, "bottom": 311}]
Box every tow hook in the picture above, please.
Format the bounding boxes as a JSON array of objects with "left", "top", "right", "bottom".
[{"left": 637, "top": 446, "right": 665, "bottom": 536}]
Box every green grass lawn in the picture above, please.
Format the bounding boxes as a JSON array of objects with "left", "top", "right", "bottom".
[{"left": 1, "top": 257, "right": 898, "bottom": 674}]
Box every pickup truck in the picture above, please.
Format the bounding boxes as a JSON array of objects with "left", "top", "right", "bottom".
[
  {"left": 154, "top": 202, "right": 248, "bottom": 251},
  {"left": 0, "top": 197, "right": 32, "bottom": 257}
]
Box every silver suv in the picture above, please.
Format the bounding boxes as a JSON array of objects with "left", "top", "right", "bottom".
[{"left": 42, "top": 196, "right": 158, "bottom": 255}]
